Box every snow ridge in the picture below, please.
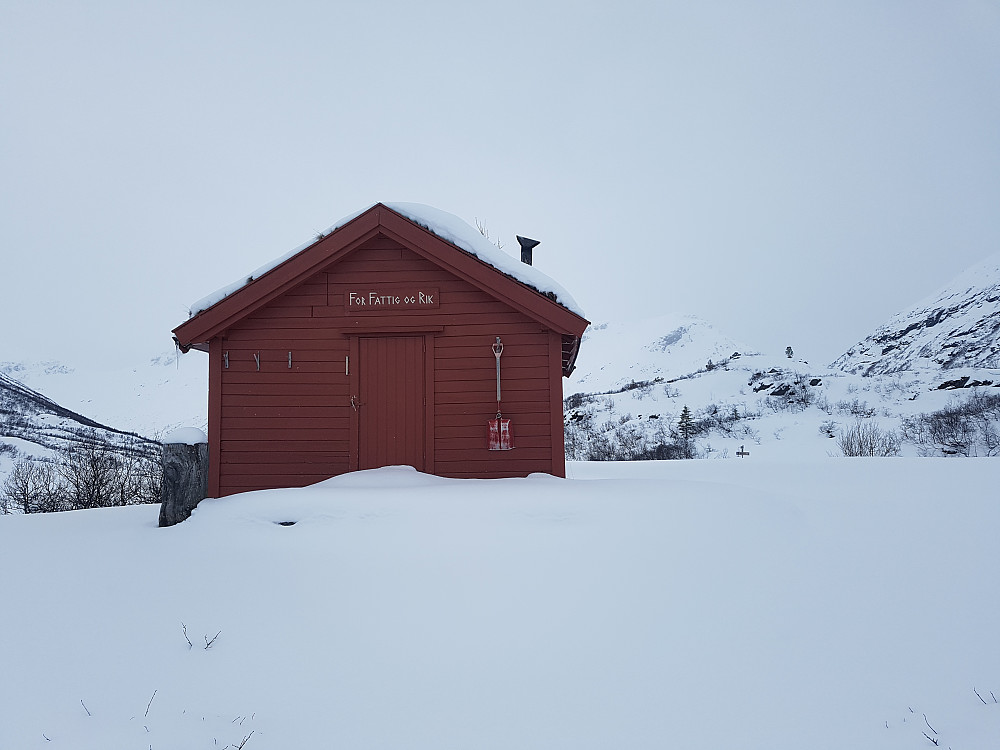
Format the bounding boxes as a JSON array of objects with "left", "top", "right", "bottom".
[{"left": 831, "top": 252, "right": 1000, "bottom": 375}]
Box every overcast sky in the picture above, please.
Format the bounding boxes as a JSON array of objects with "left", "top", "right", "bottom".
[{"left": 3, "top": 0, "right": 999, "bottom": 371}]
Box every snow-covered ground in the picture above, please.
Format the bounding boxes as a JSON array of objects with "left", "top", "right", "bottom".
[{"left": 2, "top": 459, "right": 998, "bottom": 749}]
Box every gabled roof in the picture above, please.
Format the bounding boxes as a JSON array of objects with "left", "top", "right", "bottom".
[{"left": 173, "top": 203, "right": 589, "bottom": 368}]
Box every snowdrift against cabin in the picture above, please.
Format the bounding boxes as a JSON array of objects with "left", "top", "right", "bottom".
[{"left": 173, "top": 203, "right": 589, "bottom": 496}]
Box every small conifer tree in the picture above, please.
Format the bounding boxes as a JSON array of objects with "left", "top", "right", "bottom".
[{"left": 678, "top": 405, "right": 694, "bottom": 458}]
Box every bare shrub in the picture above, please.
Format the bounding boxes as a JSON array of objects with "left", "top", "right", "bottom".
[
  {"left": 838, "top": 420, "right": 901, "bottom": 457},
  {"left": 901, "top": 389, "right": 1000, "bottom": 456},
  {"left": 1, "top": 434, "right": 161, "bottom": 514},
  {"left": 815, "top": 393, "right": 833, "bottom": 415},
  {"left": 584, "top": 433, "right": 615, "bottom": 461},
  {"left": 2, "top": 460, "right": 65, "bottom": 514},
  {"left": 835, "top": 399, "right": 876, "bottom": 418}
]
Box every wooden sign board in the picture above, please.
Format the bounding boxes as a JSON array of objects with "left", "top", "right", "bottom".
[{"left": 338, "top": 285, "right": 440, "bottom": 313}]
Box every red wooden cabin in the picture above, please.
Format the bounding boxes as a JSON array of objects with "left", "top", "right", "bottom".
[{"left": 173, "top": 203, "right": 589, "bottom": 497}]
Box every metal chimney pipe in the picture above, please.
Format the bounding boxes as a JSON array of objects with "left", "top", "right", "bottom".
[{"left": 516, "top": 235, "right": 540, "bottom": 266}]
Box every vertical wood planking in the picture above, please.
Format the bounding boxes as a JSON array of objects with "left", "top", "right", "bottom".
[
  {"left": 349, "top": 335, "right": 360, "bottom": 471},
  {"left": 208, "top": 337, "right": 224, "bottom": 497},
  {"left": 548, "top": 330, "right": 566, "bottom": 478},
  {"left": 359, "top": 336, "right": 426, "bottom": 470},
  {"left": 424, "top": 335, "right": 436, "bottom": 474}
]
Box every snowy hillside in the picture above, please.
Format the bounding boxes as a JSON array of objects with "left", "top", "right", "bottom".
[
  {"left": 1, "top": 461, "right": 998, "bottom": 749},
  {"left": 567, "top": 313, "right": 751, "bottom": 394},
  {"left": 0, "top": 369, "right": 158, "bottom": 475},
  {"left": 563, "top": 312, "right": 999, "bottom": 460},
  {"left": 0, "top": 350, "right": 207, "bottom": 439},
  {"left": 0, "top": 351, "right": 206, "bottom": 491},
  {"left": 832, "top": 252, "right": 1000, "bottom": 375}
]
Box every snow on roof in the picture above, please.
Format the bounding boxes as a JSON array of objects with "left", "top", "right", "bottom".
[{"left": 189, "top": 202, "right": 585, "bottom": 319}]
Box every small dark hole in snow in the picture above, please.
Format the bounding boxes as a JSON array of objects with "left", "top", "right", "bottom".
[{"left": 276, "top": 521, "right": 296, "bottom": 527}]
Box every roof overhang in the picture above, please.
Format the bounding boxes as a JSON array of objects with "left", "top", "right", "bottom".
[{"left": 173, "top": 203, "right": 589, "bottom": 375}]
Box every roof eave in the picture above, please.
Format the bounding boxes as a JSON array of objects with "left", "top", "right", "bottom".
[{"left": 173, "top": 203, "right": 589, "bottom": 349}]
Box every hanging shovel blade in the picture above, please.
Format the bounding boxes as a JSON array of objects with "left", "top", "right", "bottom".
[{"left": 488, "top": 417, "right": 513, "bottom": 450}]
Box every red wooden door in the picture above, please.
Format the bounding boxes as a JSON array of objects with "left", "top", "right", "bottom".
[{"left": 357, "top": 336, "right": 426, "bottom": 470}]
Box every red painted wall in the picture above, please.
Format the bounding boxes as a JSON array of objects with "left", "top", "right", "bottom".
[{"left": 208, "top": 236, "right": 565, "bottom": 497}]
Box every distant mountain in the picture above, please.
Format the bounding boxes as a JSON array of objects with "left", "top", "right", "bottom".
[
  {"left": 0, "top": 350, "right": 207, "bottom": 438},
  {"left": 831, "top": 253, "right": 1000, "bottom": 375},
  {"left": 561, "top": 301, "right": 999, "bottom": 461},
  {"left": 567, "top": 314, "right": 751, "bottom": 395},
  {"left": 0, "top": 370, "right": 158, "bottom": 465},
  {"left": 1, "top": 350, "right": 207, "bottom": 489}
]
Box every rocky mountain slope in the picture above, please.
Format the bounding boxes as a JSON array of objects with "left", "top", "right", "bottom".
[
  {"left": 564, "top": 319, "right": 998, "bottom": 461},
  {"left": 564, "top": 255, "right": 1000, "bottom": 461},
  {"left": 0, "top": 351, "right": 206, "bottom": 489},
  {"left": 0, "top": 350, "right": 207, "bottom": 439},
  {"left": 0, "top": 369, "right": 159, "bottom": 470},
  {"left": 831, "top": 251, "right": 1000, "bottom": 375}
]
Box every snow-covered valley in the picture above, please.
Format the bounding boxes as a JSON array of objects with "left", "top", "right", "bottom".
[{"left": 1, "top": 251, "right": 999, "bottom": 748}]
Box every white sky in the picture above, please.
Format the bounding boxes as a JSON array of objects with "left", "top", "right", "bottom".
[{"left": 2, "top": 0, "right": 999, "bottom": 370}]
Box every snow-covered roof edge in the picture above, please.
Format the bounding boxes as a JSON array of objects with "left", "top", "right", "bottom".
[{"left": 188, "top": 202, "right": 585, "bottom": 319}]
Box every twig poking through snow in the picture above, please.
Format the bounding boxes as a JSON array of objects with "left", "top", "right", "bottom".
[
  {"left": 182, "top": 622, "right": 192, "bottom": 649},
  {"left": 145, "top": 689, "right": 157, "bottom": 717},
  {"left": 975, "top": 687, "right": 988, "bottom": 705},
  {"left": 922, "top": 731, "right": 939, "bottom": 745},
  {"left": 81, "top": 700, "right": 91, "bottom": 717},
  {"left": 204, "top": 631, "right": 221, "bottom": 649},
  {"left": 923, "top": 713, "right": 937, "bottom": 734}
]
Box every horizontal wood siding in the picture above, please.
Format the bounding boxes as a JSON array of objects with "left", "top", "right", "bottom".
[
  {"left": 432, "top": 326, "right": 555, "bottom": 478},
  {"left": 213, "top": 235, "right": 563, "bottom": 495},
  {"left": 215, "top": 276, "right": 346, "bottom": 496}
]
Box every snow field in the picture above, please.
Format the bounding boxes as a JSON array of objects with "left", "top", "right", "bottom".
[{"left": 1, "top": 460, "right": 998, "bottom": 749}]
